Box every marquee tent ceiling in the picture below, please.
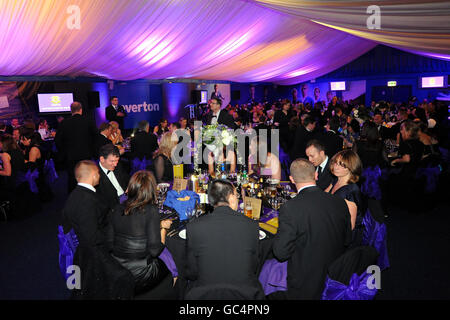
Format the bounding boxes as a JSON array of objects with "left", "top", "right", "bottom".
[{"left": 0, "top": 0, "right": 448, "bottom": 85}]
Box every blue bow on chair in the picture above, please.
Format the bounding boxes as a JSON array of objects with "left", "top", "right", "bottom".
[
  {"left": 362, "top": 210, "right": 389, "bottom": 270},
  {"left": 16, "top": 169, "right": 39, "bottom": 194},
  {"left": 322, "top": 273, "right": 377, "bottom": 300},
  {"left": 44, "top": 159, "right": 59, "bottom": 185},
  {"left": 131, "top": 157, "right": 152, "bottom": 175},
  {"left": 57, "top": 226, "right": 79, "bottom": 280}
]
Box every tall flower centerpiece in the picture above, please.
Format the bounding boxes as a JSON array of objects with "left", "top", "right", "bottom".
[{"left": 202, "top": 124, "right": 236, "bottom": 175}]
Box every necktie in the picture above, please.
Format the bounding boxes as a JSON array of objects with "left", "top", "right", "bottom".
[
  {"left": 107, "top": 170, "right": 111, "bottom": 175},
  {"left": 317, "top": 166, "right": 322, "bottom": 178}
]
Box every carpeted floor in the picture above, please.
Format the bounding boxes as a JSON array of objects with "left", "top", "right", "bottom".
[{"left": 0, "top": 171, "right": 449, "bottom": 300}]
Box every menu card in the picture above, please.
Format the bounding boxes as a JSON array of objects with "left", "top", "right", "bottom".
[
  {"left": 245, "top": 197, "right": 262, "bottom": 220},
  {"left": 173, "top": 178, "right": 188, "bottom": 192}
]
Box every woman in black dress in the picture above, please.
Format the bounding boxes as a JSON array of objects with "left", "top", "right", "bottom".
[
  {"left": 0, "top": 134, "right": 26, "bottom": 217},
  {"left": 0, "top": 134, "right": 25, "bottom": 191},
  {"left": 391, "top": 120, "right": 424, "bottom": 173},
  {"left": 325, "top": 150, "right": 363, "bottom": 234},
  {"left": 390, "top": 120, "right": 425, "bottom": 205},
  {"left": 153, "top": 118, "right": 169, "bottom": 137},
  {"left": 20, "top": 129, "right": 53, "bottom": 201},
  {"left": 152, "top": 132, "right": 177, "bottom": 183},
  {"left": 106, "top": 170, "right": 175, "bottom": 296},
  {"left": 353, "top": 121, "right": 388, "bottom": 169}
]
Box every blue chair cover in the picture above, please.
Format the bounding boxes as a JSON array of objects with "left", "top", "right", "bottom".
[
  {"left": 159, "top": 247, "right": 178, "bottom": 278},
  {"left": 16, "top": 169, "right": 39, "bottom": 193},
  {"left": 415, "top": 166, "right": 441, "bottom": 193},
  {"left": 362, "top": 210, "right": 390, "bottom": 270},
  {"left": 163, "top": 190, "right": 199, "bottom": 221},
  {"left": 57, "top": 225, "right": 79, "bottom": 280},
  {"left": 258, "top": 259, "right": 287, "bottom": 295},
  {"left": 44, "top": 159, "right": 59, "bottom": 185},
  {"left": 361, "top": 166, "right": 382, "bottom": 200},
  {"left": 321, "top": 273, "right": 377, "bottom": 300},
  {"left": 131, "top": 157, "right": 152, "bottom": 175}
]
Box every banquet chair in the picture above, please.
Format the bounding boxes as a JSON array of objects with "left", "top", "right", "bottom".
[
  {"left": 57, "top": 225, "right": 79, "bottom": 280},
  {"left": 321, "top": 246, "right": 379, "bottom": 300},
  {"left": 362, "top": 199, "right": 390, "bottom": 270},
  {"left": 185, "top": 283, "right": 265, "bottom": 300}
]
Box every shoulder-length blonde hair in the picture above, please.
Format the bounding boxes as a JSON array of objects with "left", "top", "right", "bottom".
[
  {"left": 330, "top": 150, "right": 362, "bottom": 184},
  {"left": 124, "top": 170, "right": 157, "bottom": 215},
  {"left": 154, "top": 132, "right": 178, "bottom": 160}
]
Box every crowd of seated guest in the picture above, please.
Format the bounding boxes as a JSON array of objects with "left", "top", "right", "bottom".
[{"left": 1, "top": 94, "right": 447, "bottom": 299}]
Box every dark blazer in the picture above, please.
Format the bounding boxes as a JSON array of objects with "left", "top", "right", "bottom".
[
  {"left": 205, "top": 109, "right": 237, "bottom": 129},
  {"left": 96, "top": 163, "right": 130, "bottom": 213},
  {"left": 62, "top": 185, "right": 135, "bottom": 299},
  {"left": 290, "top": 126, "right": 317, "bottom": 160},
  {"left": 186, "top": 205, "right": 264, "bottom": 298},
  {"left": 93, "top": 133, "right": 112, "bottom": 159},
  {"left": 105, "top": 105, "right": 127, "bottom": 130},
  {"left": 316, "top": 157, "right": 334, "bottom": 190},
  {"left": 55, "top": 114, "right": 97, "bottom": 162},
  {"left": 273, "top": 186, "right": 352, "bottom": 299},
  {"left": 317, "top": 130, "right": 343, "bottom": 158},
  {"left": 130, "top": 130, "right": 158, "bottom": 160},
  {"left": 62, "top": 185, "right": 107, "bottom": 247}
]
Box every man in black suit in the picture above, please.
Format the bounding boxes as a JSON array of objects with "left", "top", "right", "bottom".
[
  {"left": 130, "top": 120, "right": 158, "bottom": 160},
  {"left": 96, "top": 144, "right": 129, "bottom": 214},
  {"left": 317, "top": 116, "right": 343, "bottom": 158},
  {"left": 55, "top": 102, "right": 97, "bottom": 192},
  {"left": 305, "top": 139, "right": 334, "bottom": 190},
  {"left": 205, "top": 98, "right": 237, "bottom": 129},
  {"left": 373, "top": 113, "right": 391, "bottom": 141},
  {"left": 105, "top": 96, "right": 127, "bottom": 131},
  {"left": 62, "top": 160, "right": 134, "bottom": 299},
  {"left": 94, "top": 122, "right": 113, "bottom": 159},
  {"left": 62, "top": 160, "right": 105, "bottom": 248},
  {"left": 185, "top": 180, "right": 265, "bottom": 299},
  {"left": 273, "top": 159, "right": 352, "bottom": 299},
  {"left": 290, "top": 115, "right": 316, "bottom": 160}
]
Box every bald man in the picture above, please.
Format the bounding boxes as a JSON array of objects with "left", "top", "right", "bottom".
[
  {"left": 62, "top": 160, "right": 105, "bottom": 247},
  {"left": 62, "top": 160, "right": 134, "bottom": 299},
  {"left": 272, "top": 159, "right": 351, "bottom": 299}
]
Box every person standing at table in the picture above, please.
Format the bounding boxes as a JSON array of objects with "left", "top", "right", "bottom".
[
  {"left": 272, "top": 159, "right": 351, "bottom": 299},
  {"left": 106, "top": 96, "right": 127, "bottom": 132},
  {"left": 205, "top": 98, "right": 237, "bottom": 129},
  {"left": 185, "top": 180, "right": 265, "bottom": 299},
  {"left": 55, "top": 102, "right": 97, "bottom": 193}
]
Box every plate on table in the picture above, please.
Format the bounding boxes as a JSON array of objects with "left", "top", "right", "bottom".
[
  {"left": 179, "top": 229, "right": 187, "bottom": 239},
  {"left": 259, "top": 230, "right": 266, "bottom": 240}
]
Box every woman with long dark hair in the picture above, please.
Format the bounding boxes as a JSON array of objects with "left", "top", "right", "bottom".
[
  {"left": 20, "top": 128, "right": 53, "bottom": 201},
  {"left": 0, "top": 134, "right": 25, "bottom": 190},
  {"left": 106, "top": 170, "right": 175, "bottom": 297},
  {"left": 353, "top": 121, "right": 387, "bottom": 169}
]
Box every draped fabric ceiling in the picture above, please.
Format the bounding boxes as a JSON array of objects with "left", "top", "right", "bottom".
[{"left": 0, "top": 0, "right": 449, "bottom": 85}]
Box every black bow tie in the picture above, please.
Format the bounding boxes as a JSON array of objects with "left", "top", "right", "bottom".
[
  {"left": 212, "top": 115, "right": 217, "bottom": 118},
  {"left": 107, "top": 170, "right": 111, "bottom": 175}
]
